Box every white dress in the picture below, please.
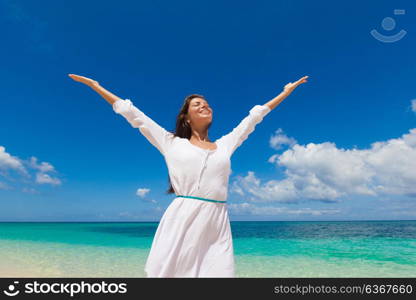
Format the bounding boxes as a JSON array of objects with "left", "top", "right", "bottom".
[{"left": 112, "top": 98, "right": 271, "bottom": 277}]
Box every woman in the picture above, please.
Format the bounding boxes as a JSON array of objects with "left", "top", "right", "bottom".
[{"left": 68, "top": 73, "right": 308, "bottom": 277}]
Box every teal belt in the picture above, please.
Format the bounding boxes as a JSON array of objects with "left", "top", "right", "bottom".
[{"left": 176, "top": 195, "right": 226, "bottom": 204}]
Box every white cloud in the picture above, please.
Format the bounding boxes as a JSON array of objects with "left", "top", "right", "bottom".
[
  {"left": 0, "top": 145, "right": 62, "bottom": 188},
  {"left": 0, "top": 146, "right": 28, "bottom": 175},
  {"left": 136, "top": 188, "right": 150, "bottom": 198},
  {"left": 269, "top": 128, "right": 298, "bottom": 150},
  {"left": 29, "top": 157, "right": 55, "bottom": 173},
  {"left": 231, "top": 170, "right": 339, "bottom": 203},
  {"left": 30, "top": 156, "right": 61, "bottom": 186},
  {"left": 231, "top": 127, "right": 416, "bottom": 203},
  {"left": 136, "top": 188, "right": 158, "bottom": 204},
  {"left": 36, "top": 173, "right": 61, "bottom": 185},
  {"left": 230, "top": 180, "right": 245, "bottom": 196}
]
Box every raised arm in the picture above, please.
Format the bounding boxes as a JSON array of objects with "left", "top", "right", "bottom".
[
  {"left": 264, "top": 75, "right": 309, "bottom": 110},
  {"left": 218, "top": 104, "right": 271, "bottom": 156},
  {"left": 68, "top": 74, "right": 121, "bottom": 105},
  {"left": 68, "top": 74, "right": 174, "bottom": 156},
  {"left": 219, "top": 75, "right": 309, "bottom": 156}
]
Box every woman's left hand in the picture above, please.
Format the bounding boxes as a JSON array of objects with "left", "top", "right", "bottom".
[{"left": 283, "top": 76, "right": 309, "bottom": 93}]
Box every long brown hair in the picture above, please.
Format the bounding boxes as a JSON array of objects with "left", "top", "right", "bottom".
[{"left": 165, "top": 94, "right": 213, "bottom": 194}]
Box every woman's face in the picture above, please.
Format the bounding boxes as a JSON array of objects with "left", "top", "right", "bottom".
[{"left": 186, "top": 97, "right": 213, "bottom": 127}]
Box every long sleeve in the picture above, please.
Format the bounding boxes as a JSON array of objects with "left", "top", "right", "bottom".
[
  {"left": 112, "top": 98, "right": 174, "bottom": 156},
  {"left": 219, "top": 104, "right": 271, "bottom": 156}
]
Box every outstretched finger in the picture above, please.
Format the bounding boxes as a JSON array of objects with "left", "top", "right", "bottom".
[
  {"left": 68, "top": 74, "right": 81, "bottom": 80},
  {"left": 296, "top": 76, "right": 308, "bottom": 85}
]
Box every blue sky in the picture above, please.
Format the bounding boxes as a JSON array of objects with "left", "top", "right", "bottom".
[{"left": 0, "top": 0, "right": 415, "bottom": 222}]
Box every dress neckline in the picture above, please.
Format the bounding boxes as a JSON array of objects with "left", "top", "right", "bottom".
[{"left": 186, "top": 139, "right": 219, "bottom": 152}]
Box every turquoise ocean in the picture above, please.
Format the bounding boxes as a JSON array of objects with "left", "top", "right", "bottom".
[{"left": 0, "top": 221, "right": 415, "bottom": 277}]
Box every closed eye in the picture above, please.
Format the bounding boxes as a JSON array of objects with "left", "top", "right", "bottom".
[{"left": 195, "top": 104, "right": 210, "bottom": 108}]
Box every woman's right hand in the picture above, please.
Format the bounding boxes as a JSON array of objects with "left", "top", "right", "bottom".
[{"left": 68, "top": 74, "right": 99, "bottom": 87}]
